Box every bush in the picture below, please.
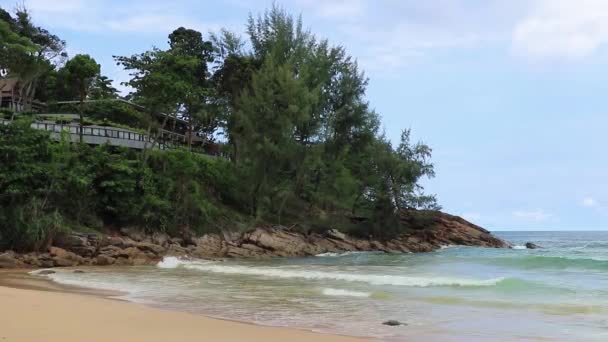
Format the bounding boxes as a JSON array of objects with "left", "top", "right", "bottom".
[
  {"left": 0, "top": 198, "right": 66, "bottom": 252},
  {"left": 47, "top": 100, "right": 147, "bottom": 129}
]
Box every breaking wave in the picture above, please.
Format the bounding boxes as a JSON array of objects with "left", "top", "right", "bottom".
[
  {"left": 157, "top": 257, "right": 506, "bottom": 288},
  {"left": 321, "top": 288, "right": 371, "bottom": 298}
]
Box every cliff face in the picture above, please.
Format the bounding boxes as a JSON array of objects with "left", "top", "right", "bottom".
[{"left": 0, "top": 211, "right": 510, "bottom": 268}]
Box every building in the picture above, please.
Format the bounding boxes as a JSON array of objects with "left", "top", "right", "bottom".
[{"left": 0, "top": 78, "right": 46, "bottom": 112}]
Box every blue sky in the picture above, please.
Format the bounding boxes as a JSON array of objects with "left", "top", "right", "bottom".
[{"left": 3, "top": 0, "right": 607, "bottom": 230}]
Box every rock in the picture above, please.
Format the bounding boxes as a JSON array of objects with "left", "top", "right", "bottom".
[
  {"left": 49, "top": 246, "right": 71, "bottom": 258},
  {"left": 49, "top": 247, "right": 84, "bottom": 267},
  {"left": 151, "top": 233, "right": 170, "bottom": 247},
  {"left": 99, "top": 236, "right": 128, "bottom": 248},
  {"left": 170, "top": 237, "right": 185, "bottom": 246},
  {"left": 54, "top": 233, "right": 88, "bottom": 249},
  {"left": 0, "top": 252, "right": 23, "bottom": 268},
  {"left": 0, "top": 210, "right": 511, "bottom": 264},
  {"left": 166, "top": 244, "right": 188, "bottom": 257},
  {"left": 71, "top": 246, "right": 97, "bottom": 258},
  {"left": 383, "top": 320, "right": 405, "bottom": 326},
  {"left": 39, "top": 259, "right": 55, "bottom": 268},
  {"left": 134, "top": 242, "right": 165, "bottom": 255},
  {"left": 21, "top": 254, "right": 42, "bottom": 267},
  {"left": 120, "top": 227, "right": 146, "bottom": 242},
  {"left": 73, "top": 270, "right": 85, "bottom": 273},
  {"left": 53, "top": 257, "right": 76, "bottom": 267},
  {"left": 326, "top": 229, "right": 347, "bottom": 241},
  {"left": 525, "top": 242, "right": 540, "bottom": 249},
  {"left": 95, "top": 255, "right": 115, "bottom": 266},
  {"left": 52, "top": 233, "right": 98, "bottom": 257},
  {"left": 37, "top": 270, "right": 56, "bottom": 275}
]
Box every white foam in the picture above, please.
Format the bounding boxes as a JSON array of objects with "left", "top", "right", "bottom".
[
  {"left": 157, "top": 256, "right": 185, "bottom": 268},
  {"left": 156, "top": 257, "right": 505, "bottom": 287},
  {"left": 321, "top": 288, "right": 371, "bottom": 298},
  {"left": 315, "top": 251, "right": 369, "bottom": 257},
  {"left": 316, "top": 252, "right": 341, "bottom": 257},
  {"left": 513, "top": 245, "right": 527, "bottom": 250}
]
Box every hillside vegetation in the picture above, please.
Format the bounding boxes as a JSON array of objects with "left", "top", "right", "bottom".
[{"left": 0, "top": 6, "right": 439, "bottom": 251}]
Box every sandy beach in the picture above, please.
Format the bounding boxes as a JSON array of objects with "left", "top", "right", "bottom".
[{"left": 0, "top": 271, "right": 368, "bottom": 342}]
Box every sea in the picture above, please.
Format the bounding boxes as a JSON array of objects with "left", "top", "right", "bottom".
[{"left": 40, "top": 231, "right": 608, "bottom": 341}]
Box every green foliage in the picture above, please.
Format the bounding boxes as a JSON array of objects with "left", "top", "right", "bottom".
[
  {"left": 0, "top": 119, "right": 65, "bottom": 251},
  {"left": 48, "top": 100, "right": 147, "bottom": 129},
  {"left": 0, "top": 7, "right": 66, "bottom": 110},
  {"left": 0, "top": 5, "right": 441, "bottom": 249},
  {"left": 64, "top": 54, "right": 100, "bottom": 101}
]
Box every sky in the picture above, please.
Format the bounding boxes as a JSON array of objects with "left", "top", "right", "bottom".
[{"left": 2, "top": 0, "right": 607, "bottom": 231}]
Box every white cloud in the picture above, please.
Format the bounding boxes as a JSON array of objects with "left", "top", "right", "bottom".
[
  {"left": 582, "top": 197, "right": 598, "bottom": 207},
  {"left": 512, "top": 209, "right": 553, "bottom": 222},
  {"left": 512, "top": 0, "right": 608, "bottom": 60}
]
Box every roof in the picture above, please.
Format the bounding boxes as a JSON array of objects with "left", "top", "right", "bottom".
[
  {"left": 54, "top": 99, "right": 189, "bottom": 125},
  {"left": 0, "top": 78, "right": 18, "bottom": 92}
]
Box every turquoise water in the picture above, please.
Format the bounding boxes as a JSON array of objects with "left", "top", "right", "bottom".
[{"left": 42, "top": 231, "right": 608, "bottom": 341}]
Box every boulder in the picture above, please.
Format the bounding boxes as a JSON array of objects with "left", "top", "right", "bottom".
[
  {"left": 170, "top": 237, "right": 185, "bottom": 246},
  {"left": 151, "top": 233, "right": 170, "bottom": 247},
  {"left": 99, "top": 236, "right": 128, "bottom": 248},
  {"left": 54, "top": 233, "right": 89, "bottom": 249},
  {"left": 120, "top": 227, "right": 146, "bottom": 242},
  {"left": 525, "top": 242, "right": 540, "bottom": 249},
  {"left": 0, "top": 252, "right": 23, "bottom": 268},
  {"left": 95, "top": 255, "right": 115, "bottom": 266},
  {"left": 21, "top": 254, "right": 42, "bottom": 267},
  {"left": 53, "top": 257, "right": 76, "bottom": 267},
  {"left": 166, "top": 244, "right": 188, "bottom": 257},
  {"left": 49, "top": 247, "right": 84, "bottom": 267},
  {"left": 134, "top": 242, "right": 165, "bottom": 255},
  {"left": 326, "top": 229, "right": 347, "bottom": 241}
]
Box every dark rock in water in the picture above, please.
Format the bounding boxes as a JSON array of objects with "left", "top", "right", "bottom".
[
  {"left": 525, "top": 242, "right": 540, "bottom": 249},
  {"left": 37, "top": 270, "right": 56, "bottom": 275},
  {"left": 73, "top": 270, "right": 85, "bottom": 273},
  {"left": 383, "top": 320, "right": 406, "bottom": 326}
]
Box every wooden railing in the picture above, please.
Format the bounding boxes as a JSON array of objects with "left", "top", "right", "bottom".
[{"left": 0, "top": 118, "right": 223, "bottom": 157}]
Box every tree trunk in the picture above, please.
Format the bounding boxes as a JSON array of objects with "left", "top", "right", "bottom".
[
  {"left": 79, "top": 92, "right": 84, "bottom": 143},
  {"left": 143, "top": 110, "right": 171, "bottom": 163},
  {"left": 187, "top": 122, "right": 193, "bottom": 151}
]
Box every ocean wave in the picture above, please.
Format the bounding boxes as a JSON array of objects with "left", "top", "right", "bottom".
[
  {"left": 512, "top": 245, "right": 527, "bottom": 250},
  {"left": 315, "top": 251, "right": 371, "bottom": 257},
  {"left": 489, "top": 255, "right": 608, "bottom": 271},
  {"left": 157, "top": 256, "right": 189, "bottom": 268},
  {"left": 157, "top": 257, "right": 505, "bottom": 287},
  {"left": 321, "top": 288, "right": 371, "bottom": 298}
]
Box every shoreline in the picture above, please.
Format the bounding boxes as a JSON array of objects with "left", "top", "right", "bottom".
[{"left": 0, "top": 269, "right": 372, "bottom": 342}]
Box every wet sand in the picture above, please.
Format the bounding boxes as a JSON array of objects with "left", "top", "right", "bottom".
[{"left": 0, "top": 270, "right": 370, "bottom": 342}]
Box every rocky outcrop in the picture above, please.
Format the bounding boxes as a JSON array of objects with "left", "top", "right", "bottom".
[{"left": 0, "top": 211, "right": 510, "bottom": 268}]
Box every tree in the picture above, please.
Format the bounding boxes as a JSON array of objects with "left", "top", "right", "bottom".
[
  {"left": 0, "top": 19, "right": 36, "bottom": 71},
  {"left": 233, "top": 56, "right": 315, "bottom": 217},
  {"left": 64, "top": 54, "right": 100, "bottom": 142},
  {"left": 0, "top": 7, "right": 66, "bottom": 110},
  {"left": 90, "top": 75, "right": 119, "bottom": 100},
  {"left": 168, "top": 27, "right": 216, "bottom": 149},
  {"left": 115, "top": 48, "right": 196, "bottom": 157}
]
